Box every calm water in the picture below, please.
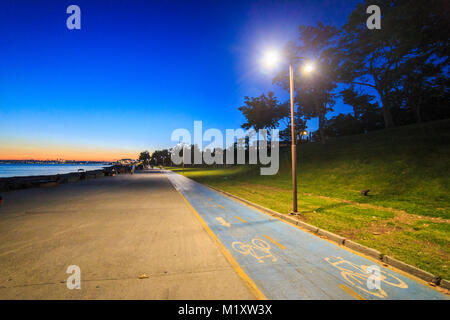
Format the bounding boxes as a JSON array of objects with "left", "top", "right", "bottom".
[{"left": 0, "top": 163, "right": 112, "bottom": 178}]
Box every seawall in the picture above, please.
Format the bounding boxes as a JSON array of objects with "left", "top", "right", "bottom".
[{"left": 0, "top": 165, "right": 132, "bottom": 192}]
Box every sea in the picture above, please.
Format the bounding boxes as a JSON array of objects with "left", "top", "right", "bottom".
[{"left": 0, "top": 163, "right": 112, "bottom": 178}]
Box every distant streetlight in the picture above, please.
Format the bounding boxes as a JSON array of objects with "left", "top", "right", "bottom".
[{"left": 262, "top": 51, "right": 315, "bottom": 214}]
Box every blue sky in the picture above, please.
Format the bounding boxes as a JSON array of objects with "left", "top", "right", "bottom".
[{"left": 0, "top": 0, "right": 361, "bottom": 160}]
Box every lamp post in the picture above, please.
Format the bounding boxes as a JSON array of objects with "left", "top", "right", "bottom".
[
  {"left": 262, "top": 51, "right": 314, "bottom": 214},
  {"left": 288, "top": 62, "right": 297, "bottom": 213}
]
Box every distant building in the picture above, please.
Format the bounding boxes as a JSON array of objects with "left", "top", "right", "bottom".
[{"left": 117, "top": 158, "right": 136, "bottom": 165}]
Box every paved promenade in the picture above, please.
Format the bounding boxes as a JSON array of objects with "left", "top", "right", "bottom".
[
  {"left": 0, "top": 169, "right": 447, "bottom": 300},
  {"left": 0, "top": 170, "right": 253, "bottom": 299}
]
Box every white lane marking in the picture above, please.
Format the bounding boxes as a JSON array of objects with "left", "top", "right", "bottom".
[{"left": 216, "top": 217, "right": 231, "bottom": 228}]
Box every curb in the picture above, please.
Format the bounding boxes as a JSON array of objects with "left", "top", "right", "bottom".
[
  {"left": 344, "top": 240, "right": 381, "bottom": 260},
  {"left": 440, "top": 279, "right": 450, "bottom": 290},
  {"left": 318, "top": 229, "right": 345, "bottom": 245},
  {"left": 204, "top": 183, "right": 449, "bottom": 292},
  {"left": 382, "top": 255, "right": 439, "bottom": 284}
]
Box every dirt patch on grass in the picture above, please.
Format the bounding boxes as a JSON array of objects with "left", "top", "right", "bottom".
[
  {"left": 303, "top": 192, "right": 450, "bottom": 224},
  {"left": 366, "top": 220, "right": 403, "bottom": 235},
  {"left": 392, "top": 210, "right": 429, "bottom": 225}
]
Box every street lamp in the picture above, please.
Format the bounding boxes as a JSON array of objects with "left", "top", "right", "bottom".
[{"left": 262, "top": 51, "right": 314, "bottom": 214}]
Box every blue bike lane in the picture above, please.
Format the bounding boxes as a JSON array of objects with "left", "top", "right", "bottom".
[{"left": 166, "top": 171, "right": 447, "bottom": 300}]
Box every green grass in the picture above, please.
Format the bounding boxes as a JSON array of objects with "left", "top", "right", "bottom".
[{"left": 167, "top": 119, "right": 450, "bottom": 279}]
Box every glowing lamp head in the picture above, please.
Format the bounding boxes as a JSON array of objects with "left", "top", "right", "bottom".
[
  {"left": 262, "top": 50, "right": 280, "bottom": 69},
  {"left": 303, "top": 63, "right": 315, "bottom": 74}
]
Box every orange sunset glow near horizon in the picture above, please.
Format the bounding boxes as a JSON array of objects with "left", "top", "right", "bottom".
[
  {"left": 0, "top": 150, "right": 138, "bottom": 162},
  {"left": 0, "top": 139, "right": 144, "bottom": 162},
  {"left": 0, "top": 149, "right": 140, "bottom": 162}
]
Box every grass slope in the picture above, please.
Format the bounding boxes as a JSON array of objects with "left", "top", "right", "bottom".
[{"left": 169, "top": 119, "right": 450, "bottom": 279}]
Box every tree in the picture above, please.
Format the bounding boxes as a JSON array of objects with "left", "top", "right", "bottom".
[
  {"left": 341, "top": 87, "right": 383, "bottom": 132},
  {"left": 398, "top": 57, "right": 447, "bottom": 124},
  {"left": 323, "top": 113, "right": 360, "bottom": 137},
  {"left": 279, "top": 108, "right": 307, "bottom": 143},
  {"left": 138, "top": 150, "right": 151, "bottom": 165},
  {"left": 338, "top": 0, "right": 449, "bottom": 128},
  {"left": 419, "top": 74, "right": 450, "bottom": 122},
  {"left": 339, "top": 0, "right": 399, "bottom": 128},
  {"left": 296, "top": 22, "right": 340, "bottom": 144},
  {"left": 238, "top": 92, "right": 289, "bottom": 136},
  {"left": 151, "top": 149, "right": 170, "bottom": 166},
  {"left": 295, "top": 77, "right": 336, "bottom": 144}
]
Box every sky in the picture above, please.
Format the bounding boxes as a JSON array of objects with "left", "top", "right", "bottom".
[{"left": 0, "top": 0, "right": 361, "bottom": 161}]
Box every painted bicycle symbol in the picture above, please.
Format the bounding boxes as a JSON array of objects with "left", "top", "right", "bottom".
[
  {"left": 232, "top": 238, "right": 277, "bottom": 263},
  {"left": 325, "top": 256, "right": 408, "bottom": 298}
]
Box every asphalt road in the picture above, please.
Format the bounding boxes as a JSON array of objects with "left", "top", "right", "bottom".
[{"left": 0, "top": 170, "right": 254, "bottom": 299}]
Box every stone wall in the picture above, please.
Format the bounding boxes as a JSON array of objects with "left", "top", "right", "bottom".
[{"left": 0, "top": 165, "right": 130, "bottom": 192}]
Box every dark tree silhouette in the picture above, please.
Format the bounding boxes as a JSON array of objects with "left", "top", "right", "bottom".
[
  {"left": 338, "top": 0, "right": 449, "bottom": 128},
  {"left": 138, "top": 150, "right": 151, "bottom": 165},
  {"left": 238, "top": 92, "right": 289, "bottom": 135}
]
